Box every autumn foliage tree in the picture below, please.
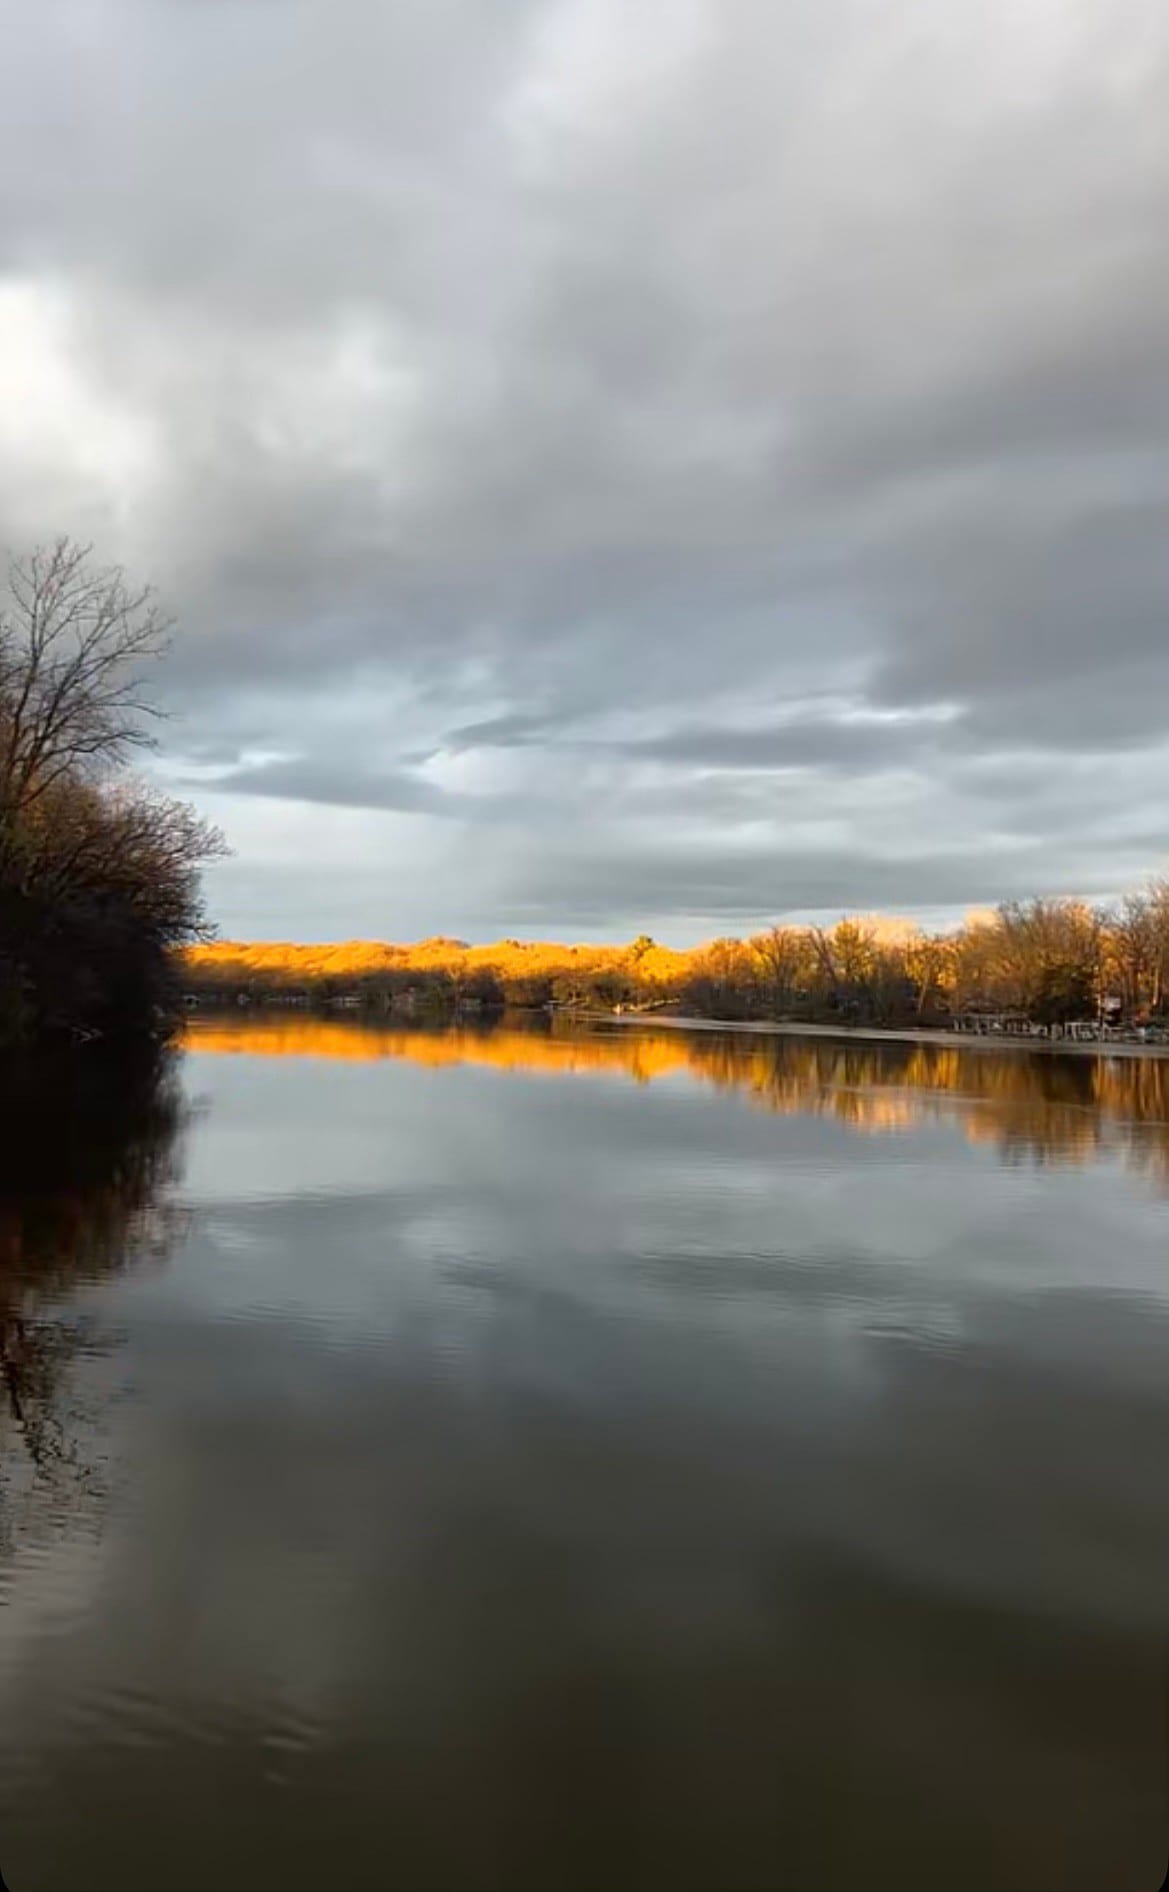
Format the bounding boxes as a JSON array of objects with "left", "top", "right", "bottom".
[
  {"left": 1, "top": 539, "right": 226, "bottom": 1046},
  {"left": 183, "top": 887, "right": 1169, "bottom": 1034}
]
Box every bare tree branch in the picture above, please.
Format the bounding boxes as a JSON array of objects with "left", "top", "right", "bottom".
[{"left": 0, "top": 538, "right": 172, "bottom": 829}]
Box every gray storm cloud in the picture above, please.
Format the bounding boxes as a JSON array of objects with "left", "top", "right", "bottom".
[{"left": 1, "top": 0, "right": 1166, "bottom": 941}]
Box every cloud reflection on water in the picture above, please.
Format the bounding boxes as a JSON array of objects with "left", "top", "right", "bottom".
[{"left": 184, "top": 1015, "right": 1169, "bottom": 1187}]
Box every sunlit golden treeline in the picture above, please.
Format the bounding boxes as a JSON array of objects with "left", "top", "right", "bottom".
[
  {"left": 184, "top": 882, "right": 1169, "bottom": 1029},
  {"left": 183, "top": 1013, "right": 1169, "bottom": 1187}
]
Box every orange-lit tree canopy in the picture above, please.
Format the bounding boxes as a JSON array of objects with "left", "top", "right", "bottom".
[{"left": 182, "top": 884, "right": 1169, "bottom": 1029}]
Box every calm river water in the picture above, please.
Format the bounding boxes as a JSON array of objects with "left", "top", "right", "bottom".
[{"left": 1, "top": 1017, "right": 1166, "bottom": 1891}]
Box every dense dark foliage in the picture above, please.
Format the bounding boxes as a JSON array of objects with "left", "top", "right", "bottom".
[{"left": 0, "top": 540, "right": 225, "bottom": 1047}]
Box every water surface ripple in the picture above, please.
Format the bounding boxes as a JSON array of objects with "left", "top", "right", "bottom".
[{"left": 1, "top": 1018, "right": 1166, "bottom": 1891}]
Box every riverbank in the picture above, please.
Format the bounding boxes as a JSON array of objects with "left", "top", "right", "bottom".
[{"left": 594, "top": 1013, "right": 1169, "bottom": 1062}]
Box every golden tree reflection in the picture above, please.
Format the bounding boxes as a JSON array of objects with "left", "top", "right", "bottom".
[{"left": 185, "top": 1016, "right": 1169, "bottom": 1184}]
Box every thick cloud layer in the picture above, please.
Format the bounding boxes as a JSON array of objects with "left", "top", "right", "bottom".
[{"left": 2, "top": 0, "right": 1166, "bottom": 941}]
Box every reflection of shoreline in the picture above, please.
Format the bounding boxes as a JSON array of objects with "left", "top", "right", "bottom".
[
  {"left": 602, "top": 1012, "right": 1169, "bottom": 1062},
  {"left": 183, "top": 1014, "right": 1169, "bottom": 1185},
  {"left": 0, "top": 1050, "right": 188, "bottom": 1539}
]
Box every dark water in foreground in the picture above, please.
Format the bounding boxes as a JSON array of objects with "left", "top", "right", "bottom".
[{"left": 1, "top": 1018, "right": 1166, "bottom": 1892}]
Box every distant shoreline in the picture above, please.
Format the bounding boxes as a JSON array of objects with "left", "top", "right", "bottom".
[{"left": 591, "top": 1013, "right": 1169, "bottom": 1062}]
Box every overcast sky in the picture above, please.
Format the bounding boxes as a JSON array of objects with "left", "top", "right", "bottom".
[{"left": 2, "top": 0, "right": 1167, "bottom": 943}]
